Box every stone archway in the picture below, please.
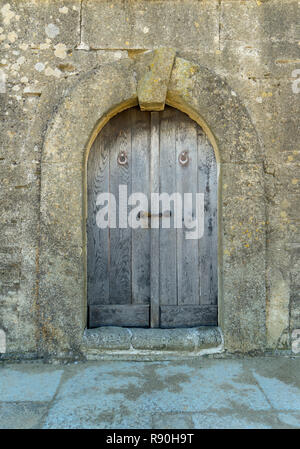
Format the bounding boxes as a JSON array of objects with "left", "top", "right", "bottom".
[{"left": 38, "top": 50, "right": 266, "bottom": 355}]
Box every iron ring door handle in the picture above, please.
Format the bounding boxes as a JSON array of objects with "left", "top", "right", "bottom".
[
  {"left": 179, "top": 150, "right": 189, "bottom": 166},
  {"left": 117, "top": 151, "right": 128, "bottom": 165}
]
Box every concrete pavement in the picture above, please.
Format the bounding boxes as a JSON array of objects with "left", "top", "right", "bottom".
[{"left": 0, "top": 357, "right": 299, "bottom": 429}]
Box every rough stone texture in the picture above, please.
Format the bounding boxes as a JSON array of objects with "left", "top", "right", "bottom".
[
  {"left": 82, "top": 326, "right": 223, "bottom": 355},
  {"left": 0, "top": 0, "right": 299, "bottom": 357},
  {"left": 131, "top": 328, "right": 197, "bottom": 352},
  {"left": 81, "top": 0, "right": 219, "bottom": 52},
  {"left": 137, "top": 47, "right": 176, "bottom": 110},
  {"left": 83, "top": 327, "right": 132, "bottom": 351}
]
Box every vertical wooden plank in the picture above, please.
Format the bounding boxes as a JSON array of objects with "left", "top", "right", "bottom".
[
  {"left": 159, "top": 107, "right": 177, "bottom": 306},
  {"left": 150, "top": 112, "right": 160, "bottom": 327},
  {"left": 131, "top": 108, "right": 151, "bottom": 305},
  {"left": 109, "top": 110, "right": 132, "bottom": 304},
  {"left": 87, "top": 122, "right": 110, "bottom": 305},
  {"left": 198, "top": 129, "right": 218, "bottom": 305},
  {"left": 175, "top": 110, "right": 199, "bottom": 305}
]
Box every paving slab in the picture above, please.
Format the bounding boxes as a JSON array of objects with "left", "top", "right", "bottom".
[
  {"left": 43, "top": 359, "right": 273, "bottom": 428},
  {"left": 152, "top": 413, "right": 194, "bottom": 429},
  {"left": 252, "top": 372, "right": 300, "bottom": 411},
  {"left": 0, "top": 402, "right": 48, "bottom": 429},
  {"left": 0, "top": 365, "right": 63, "bottom": 402},
  {"left": 192, "top": 412, "right": 272, "bottom": 429},
  {"left": 277, "top": 412, "right": 300, "bottom": 428},
  {"left": 0, "top": 357, "right": 299, "bottom": 429}
]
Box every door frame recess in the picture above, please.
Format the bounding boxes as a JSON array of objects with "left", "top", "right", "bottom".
[
  {"left": 37, "top": 50, "right": 266, "bottom": 357},
  {"left": 87, "top": 107, "right": 218, "bottom": 331}
]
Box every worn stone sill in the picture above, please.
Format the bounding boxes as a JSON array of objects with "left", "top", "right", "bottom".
[{"left": 82, "top": 326, "right": 224, "bottom": 360}]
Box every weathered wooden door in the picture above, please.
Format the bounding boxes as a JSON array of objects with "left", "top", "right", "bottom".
[{"left": 87, "top": 106, "right": 217, "bottom": 328}]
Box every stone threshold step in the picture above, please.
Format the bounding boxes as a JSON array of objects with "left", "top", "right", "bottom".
[{"left": 82, "top": 326, "right": 224, "bottom": 360}]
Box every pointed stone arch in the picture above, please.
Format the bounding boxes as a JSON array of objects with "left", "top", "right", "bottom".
[{"left": 37, "top": 50, "right": 266, "bottom": 355}]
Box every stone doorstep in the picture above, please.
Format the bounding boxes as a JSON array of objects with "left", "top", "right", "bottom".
[{"left": 82, "top": 326, "right": 224, "bottom": 360}]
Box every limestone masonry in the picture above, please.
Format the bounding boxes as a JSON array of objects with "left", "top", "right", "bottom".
[{"left": 0, "top": 0, "right": 299, "bottom": 359}]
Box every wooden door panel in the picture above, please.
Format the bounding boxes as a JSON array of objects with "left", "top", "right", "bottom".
[
  {"left": 90, "top": 305, "right": 149, "bottom": 328},
  {"left": 87, "top": 106, "right": 217, "bottom": 328},
  {"left": 88, "top": 109, "right": 152, "bottom": 327},
  {"left": 160, "top": 305, "right": 218, "bottom": 328}
]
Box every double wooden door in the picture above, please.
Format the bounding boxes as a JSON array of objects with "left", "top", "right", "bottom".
[{"left": 87, "top": 107, "right": 217, "bottom": 328}]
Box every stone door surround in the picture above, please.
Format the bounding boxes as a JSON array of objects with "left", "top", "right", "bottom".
[{"left": 36, "top": 48, "right": 266, "bottom": 357}]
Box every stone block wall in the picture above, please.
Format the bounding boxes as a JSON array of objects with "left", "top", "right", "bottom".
[{"left": 0, "top": 0, "right": 299, "bottom": 356}]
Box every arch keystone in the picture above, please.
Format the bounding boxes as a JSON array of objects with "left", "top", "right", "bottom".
[{"left": 137, "top": 47, "right": 176, "bottom": 111}]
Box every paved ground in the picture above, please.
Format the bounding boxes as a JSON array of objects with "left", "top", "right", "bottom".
[{"left": 0, "top": 357, "right": 299, "bottom": 429}]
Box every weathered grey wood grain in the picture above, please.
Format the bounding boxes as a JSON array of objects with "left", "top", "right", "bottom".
[
  {"left": 159, "top": 108, "right": 177, "bottom": 306},
  {"left": 90, "top": 305, "right": 150, "bottom": 328},
  {"left": 109, "top": 111, "right": 132, "bottom": 304},
  {"left": 150, "top": 112, "right": 160, "bottom": 327},
  {"left": 198, "top": 129, "right": 218, "bottom": 305},
  {"left": 87, "top": 121, "right": 110, "bottom": 305},
  {"left": 160, "top": 305, "right": 217, "bottom": 328},
  {"left": 131, "top": 109, "right": 151, "bottom": 305},
  {"left": 175, "top": 110, "right": 199, "bottom": 306}
]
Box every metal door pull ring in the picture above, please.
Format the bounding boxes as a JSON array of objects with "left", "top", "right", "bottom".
[
  {"left": 117, "top": 151, "right": 128, "bottom": 165},
  {"left": 179, "top": 151, "right": 189, "bottom": 166}
]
